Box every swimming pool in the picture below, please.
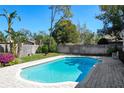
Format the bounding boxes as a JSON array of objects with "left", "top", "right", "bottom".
[{"left": 20, "top": 57, "right": 101, "bottom": 83}]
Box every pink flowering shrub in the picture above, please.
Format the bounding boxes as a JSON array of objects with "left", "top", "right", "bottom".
[{"left": 0, "top": 53, "right": 15, "bottom": 65}]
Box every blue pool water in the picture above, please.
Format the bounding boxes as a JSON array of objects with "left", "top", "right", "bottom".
[{"left": 21, "top": 57, "right": 100, "bottom": 83}]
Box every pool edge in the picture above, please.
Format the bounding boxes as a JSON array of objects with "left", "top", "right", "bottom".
[{"left": 16, "top": 55, "right": 102, "bottom": 88}]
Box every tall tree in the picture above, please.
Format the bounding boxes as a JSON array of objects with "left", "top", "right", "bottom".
[
  {"left": 0, "top": 9, "right": 21, "bottom": 53},
  {"left": 6, "top": 29, "right": 28, "bottom": 57},
  {"left": 49, "top": 5, "right": 72, "bottom": 35},
  {"left": 52, "top": 20, "right": 80, "bottom": 44},
  {"left": 96, "top": 5, "right": 124, "bottom": 40},
  {"left": 0, "top": 9, "right": 21, "bottom": 34},
  {"left": 49, "top": 5, "right": 72, "bottom": 48},
  {"left": 80, "top": 24, "right": 95, "bottom": 44}
]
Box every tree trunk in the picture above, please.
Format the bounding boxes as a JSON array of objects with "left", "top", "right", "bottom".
[
  {"left": 10, "top": 42, "right": 13, "bottom": 53},
  {"left": 17, "top": 43, "right": 22, "bottom": 57},
  {"left": 11, "top": 43, "right": 17, "bottom": 57},
  {"left": 8, "top": 20, "right": 13, "bottom": 53},
  {"left": 5, "top": 42, "right": 8, "bottom": 53}
]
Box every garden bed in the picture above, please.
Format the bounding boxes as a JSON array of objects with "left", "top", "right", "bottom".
[{"left": 0, "top": 53, "right": 62, "bottom": 67}]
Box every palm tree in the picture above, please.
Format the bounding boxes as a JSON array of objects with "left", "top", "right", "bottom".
[
  {"left": 0, "top": 9, "right": 21, "bottom": 33},
  {"left": 0, "top": 9, "right": 21, "bottom": 53},
  {"left": 6, "top": 29, "right": 28, "bottom": 57}
]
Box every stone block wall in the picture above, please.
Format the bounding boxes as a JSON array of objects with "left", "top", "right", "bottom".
[{"left": 57, "top": 44, "right": 112, "bottom": 55}]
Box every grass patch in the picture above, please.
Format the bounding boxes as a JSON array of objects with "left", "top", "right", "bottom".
[{"left": 20, "top": 53, "right": 62, "bottom": 62}]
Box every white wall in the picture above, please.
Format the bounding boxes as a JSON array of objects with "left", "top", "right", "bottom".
[
  {"left": 19, "top": 44, "right": 39, "bottom": 57},
  {"left": 0, "top": 44, "right": 39, "bottom": 57}
]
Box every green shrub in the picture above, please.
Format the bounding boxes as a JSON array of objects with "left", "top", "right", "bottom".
[
  {"left": 98, "top": 38, "right": 109, "bottom": 44},
  {"left": 42, "top": 45, "right": 48, "bottom": 54},
  {"left": 49, "top": 37, "right": 57, "bottom": 52},
  {"left": 107, "top": 46, "right": 118, "bottom": 55},
  {"left": 36, "top": 46, "right": 42, "bottom": 53},
  {"left": 36, "top": 37, "right": 57, "bottom": 53},
  {"left": 9, "top": 58, "right": 20, "bottom": 65}
]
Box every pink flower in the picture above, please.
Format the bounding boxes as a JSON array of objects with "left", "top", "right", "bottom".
[{"left": 0, "top": 53, "right": 15, "bottom": 64}]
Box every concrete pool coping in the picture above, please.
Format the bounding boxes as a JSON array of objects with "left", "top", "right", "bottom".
[{"left": 0, "top": 55, "right": 101, "bottom": 88}]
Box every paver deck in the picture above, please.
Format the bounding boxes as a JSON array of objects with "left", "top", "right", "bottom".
[{"left": 76, "top": 57, "right": 124, "bottom": 88}]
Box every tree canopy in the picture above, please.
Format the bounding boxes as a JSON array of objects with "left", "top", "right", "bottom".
[
  {"left": 96, "top": 5, "right": 124, "bottom": 40},
  {"left": 79, "top": 24, "right": 93, "bottom": 44},
  {"left": 0, "top": 9, "right": 21, "bottom": 33},
  {"left": 77, "top": 23, "right": 100, "bottom": 44},
  {"left": 49, "top": 5, "right": 72, "bottom": 34},
  {"left": 52, "top": 20, "right": 80, "bottom": 44}
]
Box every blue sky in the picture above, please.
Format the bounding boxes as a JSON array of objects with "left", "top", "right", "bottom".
[{"left": 0, "top": 5, "right": 103, "bottom": 34}]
